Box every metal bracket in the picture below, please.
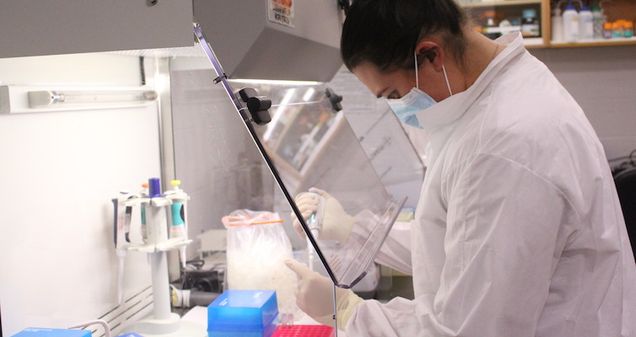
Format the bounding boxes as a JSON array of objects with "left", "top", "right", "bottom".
[{"left": 213, "top": 74, "right": 227, "bottom": 84}]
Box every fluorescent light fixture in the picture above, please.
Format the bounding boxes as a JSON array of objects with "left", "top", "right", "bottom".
[
  {"left": 302, "top": 88, "right": 316, "bottom": 102},
  {"left": 28, "top": 90, "right": 157, "bottom": 108},
  {"left": 277, "top": 88, "right": 297, "bottom": 113},
  {"left": 228, "top": 79, "right": 322, "bottom": 86},
  {"left": 263, "top": 88, "right": 296, "bottom": 140},
  {"left": 0, "top": 85, "right": 157, "bottom": 114}
]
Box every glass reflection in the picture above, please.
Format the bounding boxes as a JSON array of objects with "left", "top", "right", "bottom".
[{"left": 235, "top": 82, "right": 406, "bottom": 287}]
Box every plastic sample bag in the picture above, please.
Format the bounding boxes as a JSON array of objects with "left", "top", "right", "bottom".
[{"left": 222, "top": 209, "right": 299, "bottom": 322}]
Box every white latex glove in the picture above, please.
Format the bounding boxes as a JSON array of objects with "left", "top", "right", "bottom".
[
  {"left": 291, "top": 187, "right": 355, "bottom": 243},
  {"left": 285, "top": 259, "right": 363, "bottom": 327}
]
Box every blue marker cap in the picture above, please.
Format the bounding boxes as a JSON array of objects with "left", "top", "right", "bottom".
[{"left": 149, "top": 177, "right": 161, "bottom": 198}]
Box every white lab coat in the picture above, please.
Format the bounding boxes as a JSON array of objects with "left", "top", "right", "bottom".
[{"left": 348, "top": 33, "right": 636, "bottom": 337}]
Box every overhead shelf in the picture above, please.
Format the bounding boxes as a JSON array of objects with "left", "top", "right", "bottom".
[
  {"left": 460, "top": 0, "right": 541, "bottom": 8},
  {"left": 549, "top": 37, "right": 636, "bottom": 48},
  {"left": 462, "top": 0, "right": 636, "bottom": 49}
]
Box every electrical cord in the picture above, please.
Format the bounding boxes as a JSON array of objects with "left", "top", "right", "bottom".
[
  {"left": 180, "top": 258, "right": 206, "bottom": 290},
  {"left": 67, "top": 319, "right": 111, "bottom": 337}
]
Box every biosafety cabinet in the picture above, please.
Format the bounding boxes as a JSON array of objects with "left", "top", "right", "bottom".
[
  {"left": 0, "top": 1, "right": 426, "bottom": 336},
  {"left": 0, "top": 0, "right": 194, "bottom": 58}
]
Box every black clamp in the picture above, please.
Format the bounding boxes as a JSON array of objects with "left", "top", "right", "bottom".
[
  {"left": 325, "top": 88, "right": 343, "bottom": 112},
  {"left": 238, "top": 88, "right": 272, "bottom": 125},
  {"left": 214, "top": 73, "right": 228, "bottom": 84}
]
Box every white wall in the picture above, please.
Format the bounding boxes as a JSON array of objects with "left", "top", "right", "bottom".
[
  {"left": 530, "top": 46, "right": 636, "bottom": 160},
  {"left": 0, "top": 54, "right": 158, "bottom": 336}
]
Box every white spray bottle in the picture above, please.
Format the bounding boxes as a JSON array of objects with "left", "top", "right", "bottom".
[
  {"left": 579, "top": 4, "right": 594, "bottom": 40},
  {"left": 563, "top": 1, "right": 580, "bottom": 42}
]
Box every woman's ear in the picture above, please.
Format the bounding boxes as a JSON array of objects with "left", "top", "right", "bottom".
[{"left": 415, "top": 40, "right": 445, "bottom": 72}]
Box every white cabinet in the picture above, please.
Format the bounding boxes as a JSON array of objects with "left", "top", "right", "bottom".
[{"left": 0, "top": 0, "right": 193, "bottom": 58}]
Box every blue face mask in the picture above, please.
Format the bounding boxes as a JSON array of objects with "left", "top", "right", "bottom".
[
  {"left": 386, "top": 50, "right": 453, "bottom": 128},
  {"left": 386, "top": 88, "right": 437, "bottom": 128}
]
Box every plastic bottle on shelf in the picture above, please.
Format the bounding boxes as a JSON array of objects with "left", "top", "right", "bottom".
[
  {"left": 592, "top": 3, "right": 604, "bottom": 39},
  {"left": 579, "top": 5, "right": 594, "bottom": 40},
  {"left": 521, "top": 8, "right": 541, "bottom": 37},
  {"left": 603, "top": 22, "right": 614, "bottom": 39},
  {"left": 612, "top": 20, "right": 625, "bottom": 38},
  {"left": 625, "top": 21, "right": 634, "bottom": 38},
  {"left": 552, "top": 7, "right": 564, "bottom": 42},
  {"left": 563, "top": 1, "right": 580, "bottom": 42}
]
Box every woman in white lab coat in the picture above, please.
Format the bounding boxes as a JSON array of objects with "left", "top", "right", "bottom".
[{"left": 286, "top": 0, "right": 636, "bottom": 336}]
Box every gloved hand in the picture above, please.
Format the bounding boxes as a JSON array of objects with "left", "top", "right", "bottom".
[
  {"left": 291, "top": 187, "right": 355, "bottom": 243},
  {"left": 285, "top": 259, "right": 363, "bottom": 327}
]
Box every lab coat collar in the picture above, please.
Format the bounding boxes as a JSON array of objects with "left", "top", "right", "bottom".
[{"left": 414, "top": 32, "right": 526, "bottom": 133}]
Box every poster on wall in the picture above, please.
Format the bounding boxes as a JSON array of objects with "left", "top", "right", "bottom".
[{"left": 268, "top": 0, "right": 294, "bottom": 28}]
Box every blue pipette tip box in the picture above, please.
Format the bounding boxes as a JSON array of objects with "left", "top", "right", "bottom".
[
  {"left": 208, "top": 289, "right": 279, "bottom": 337},
  {"left": 12, "top": 328, "right": 92, "bottom": 337}
]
